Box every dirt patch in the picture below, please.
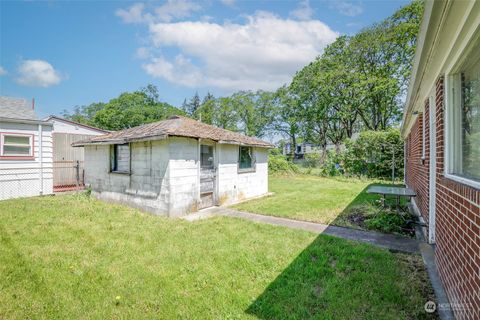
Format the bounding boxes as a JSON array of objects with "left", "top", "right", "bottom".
[{"left": 347, "top": 212, "right": 366, "bottom": 228}]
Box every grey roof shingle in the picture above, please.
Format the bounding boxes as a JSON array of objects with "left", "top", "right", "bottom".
[
  {"left": 0, "top": 96, "right": 38, "bottom": 120},
  {"left": 73, "top": 115, "right": 274, "bottom": 148}
]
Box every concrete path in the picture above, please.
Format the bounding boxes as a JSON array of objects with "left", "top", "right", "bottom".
[{"left": 197, "top": 207, "right": 420, "bottom": 253}]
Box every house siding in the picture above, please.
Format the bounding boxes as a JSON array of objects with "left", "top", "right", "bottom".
[{"left": 0, "top": 121, "right": 53, "bottom": 200}]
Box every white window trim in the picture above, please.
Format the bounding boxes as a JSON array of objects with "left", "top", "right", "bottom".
[
  {"left": 0, "top": 133, "right": 34, "bottom": 157},
  {"left": 421, "top": 110, "right": 426, "bottom": 160},
  {"left": 444, "top": 74, "right": 480, "bottom": 190}
]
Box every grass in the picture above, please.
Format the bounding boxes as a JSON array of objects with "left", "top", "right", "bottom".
[
  {"left": 233, "top": 174, "right": 412, "bottom": 234},
  {"left": 0, "top": 195, "right": 436, "bottom": 319}
]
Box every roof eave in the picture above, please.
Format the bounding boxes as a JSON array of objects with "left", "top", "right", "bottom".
[{"left": 0, "top": 117, "right": 53, "bottom": 126}]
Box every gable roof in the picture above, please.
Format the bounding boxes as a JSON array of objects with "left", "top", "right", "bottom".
[
  {"left": 73, "top": 115, "right": 274, "bottom": 148},
  {"left": 44, "top": 115, "right": 109, "bottom": 134},
  {"left": 0, "top": 96, "right": 38, "bottom": 120}
]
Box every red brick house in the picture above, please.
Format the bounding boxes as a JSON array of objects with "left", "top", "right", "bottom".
[{"left": 402, "top": 1, "right": 479, "bottom": 319}]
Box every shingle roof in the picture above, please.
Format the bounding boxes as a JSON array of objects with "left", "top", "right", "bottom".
[
  {"left": 0, "top": 96, "right": 38, "bottom": 120},
  {"left": 73, "top": 115, "right": 274, "bottom": 148}
]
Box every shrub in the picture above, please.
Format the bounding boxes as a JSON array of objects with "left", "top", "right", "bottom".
[
  {"left": 268, "top": 155, "right": 300, "bottom": 174},
  {"left": 364, "top": 211, "right": 414, "bottom": 236},
  {"left": 342, "top": 129, "right": 404, "bottom": 179},
  {"left": 318, "top": 150, "right": 344, "bottom": 176},
  {"left": 303, "top": 153, "right": 322, "bottom": 168}
]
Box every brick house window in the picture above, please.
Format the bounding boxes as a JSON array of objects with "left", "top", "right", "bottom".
[
  {"left": 446, "top": 46, "right": 480, "bottom": 187},
  {"left": 110, "top": 144, "right": 130, "bottom": 173},
  {"left": 0, "top": 133, "right": 33, "bottom": 157}
]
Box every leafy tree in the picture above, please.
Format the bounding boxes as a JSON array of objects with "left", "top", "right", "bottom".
[
  {"left": 185, "top": 92, "right": 201, "bottom": 118},
  {"left": 62, "top": 84, "right": 183, "bottom": 130},
  {"left": 197, "top": 92, "right": 215, "bottom": 124},
  {"left": 272, "top": 85, "right": 303, "bottom": 159}
]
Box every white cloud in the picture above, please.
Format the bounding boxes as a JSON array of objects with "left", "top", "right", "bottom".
[
  {"left": 115, "top": 3, "right": 149, "bottom": 24},
  {"left": 0, "top": 66, "right": 6, "bottom": 76},
  {"left": 290, "top": 0, "right": 314, "bottom": 21},
  {"left": 220, "top": 0, "right": 235, "bottom": 7},
  {"left": 116, "top": 1, "right": 201, "bottom": 24},
  {"left": 143, "top": 11, "right": 338, "bottom": 91},
  {"left": 155, "top": 0, "right": 201, "bottom": 22},
  {"left": 135, "top": 47, "right": 151, "bottom": 59},
  {"left": 15, "top": 59, "right": 63, "bottom": 87},
  {"left": 330, "top": 1, "right": 363, "bottom": 17}
]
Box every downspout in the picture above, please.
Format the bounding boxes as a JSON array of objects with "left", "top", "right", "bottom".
[
  {"left": 38, "top": 124, "right": 43, "bottom": 195},
  {"left": 403, "top": 141, "right": 406, "bottom": 184}
]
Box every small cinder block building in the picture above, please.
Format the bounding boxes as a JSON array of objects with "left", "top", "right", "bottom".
[{"left": 74, "top": 116, "right": 273, "bottom": 217}]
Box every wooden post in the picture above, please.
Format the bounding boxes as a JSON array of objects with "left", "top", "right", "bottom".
[{"left": 75, "top": 160, "right": 80, "bottom": 191}]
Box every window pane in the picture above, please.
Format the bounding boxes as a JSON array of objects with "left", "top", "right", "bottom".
[
  {"left": 112, "top": 144, "right": 130, "bottom": 172},
  {"left": 239, "top": 146, "right": 252, "bottom": 169},
  {"left": 3, "top": 145, "right": 31, "bottom": 155},
  {"left": 201, "top": 145, "right": 213, "bottom": 168},
  {"left": 460, "top": 60, "right": 480, "bottom": 181},
  {"left": 4, "top": 135, "right": 30, "bottom": 145}
]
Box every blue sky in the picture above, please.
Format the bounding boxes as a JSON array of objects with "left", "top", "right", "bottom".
[{"left": 0, "top": 0, "right": 409, "bottom": 117}]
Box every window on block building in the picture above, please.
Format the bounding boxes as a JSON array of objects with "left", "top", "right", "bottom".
[
  {"left": 238, "top": 146, "right": 255, "bottom": 172},
  {"left": 110, "top": 143, "right": 130, "bottom": 173},
  {"left": 447, "top": 43, "right": 480, "bottom": 186}
]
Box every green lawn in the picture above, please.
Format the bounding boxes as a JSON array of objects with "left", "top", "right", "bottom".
[
  {"left": 0, "top": 195, "right": 436, "bottom": 319},
  {"left": 233, "top": 174, "right": 410, "bottom": 231}
]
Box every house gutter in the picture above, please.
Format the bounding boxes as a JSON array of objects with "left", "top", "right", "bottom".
[
  {"left": 0, "top": 117, "right": 53, "bottom": 126},
  {"left": 401, "top": 0, "right": 448, "bottom": 138}
]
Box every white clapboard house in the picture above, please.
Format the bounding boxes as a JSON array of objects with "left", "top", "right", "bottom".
[{"left": 0, "top": 96, "right": 54, "bottom": 200}]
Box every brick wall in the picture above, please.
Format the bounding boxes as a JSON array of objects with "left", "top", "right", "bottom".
[
  {"left": 405, "top": 100, "right": 430, "bottom": 234},
  {"left": 433, "top": 77, "right": 480, "bottom": 319},
  {"left": 405, "top": 76, "right": 480, "bottom": 318}
]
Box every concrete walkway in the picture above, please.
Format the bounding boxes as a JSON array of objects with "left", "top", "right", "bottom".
[{"left": 195, "top": 207, "right": 420, "bottom": 253}]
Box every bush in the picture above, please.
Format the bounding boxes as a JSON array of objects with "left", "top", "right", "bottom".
[
  {"left": 303, "top": 153, "right": 322, "bottom": 168},
  {"left": 364, "top": 211, "right": 414, "bottom": 236},
  {"left": 342, "top": 129, "right": 404, "bottom": 179},
  {"left": 268, "top": 155, "right": 300, "bottom": 174},
  {"left": 318, "top": 150, "right": 344, "bottom": 176}
]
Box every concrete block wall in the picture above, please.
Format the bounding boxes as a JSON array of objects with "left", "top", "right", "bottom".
[
  {"left": 84, "top": 140, "right": 170, "bottom": 215},
  {"left": 167, "top": 137, "right": 199, "bottom": 216},
  {"left": 217, "top": 144, "right": 268, "bottom": 205}
]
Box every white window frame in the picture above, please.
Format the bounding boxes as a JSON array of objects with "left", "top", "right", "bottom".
[
  {"left": 0, "top": 133, "right": 34, "bottom": 157},
  {"left": 444, "top": 68, "right": 480, "bottom": 190}
]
